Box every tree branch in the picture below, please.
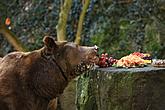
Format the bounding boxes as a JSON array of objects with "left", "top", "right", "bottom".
[
  {"left": 0, "top": 24, "right": 27, "bottom": 52},
  {"left": 74, "top": 0, "right": 90, "bottom": 44},
  {"left": 56, "top": 0, "right": 72, "bottom": 41}
]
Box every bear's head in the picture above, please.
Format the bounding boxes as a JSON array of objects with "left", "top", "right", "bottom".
[{"left": 42, "top": 36, "right": 98, "bottom": 80}]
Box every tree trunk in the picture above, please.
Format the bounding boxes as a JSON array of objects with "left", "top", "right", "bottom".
[
  {"left": 74, "top": 0, "right": 90, "bottom": 44},
  {"left": 56, "top": 0, "right": 72, "bottom": 41},
  {"left": 76, "top": 67, "right": 165, "bottom": 110},
  {"left": 0, "top": 24, "right": 27, "bottom": 52}
]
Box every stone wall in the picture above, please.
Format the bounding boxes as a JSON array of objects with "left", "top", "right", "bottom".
[{"left": 76, "top": 67, "right": 165, "bottom": 110}]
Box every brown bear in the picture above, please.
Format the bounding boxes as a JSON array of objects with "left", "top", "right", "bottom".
[{"left": 0, "top": 36, "right": 98, "bottom": 110}]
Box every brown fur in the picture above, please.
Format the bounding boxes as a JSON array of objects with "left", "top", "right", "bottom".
[{"left": 0, "top": 36, "right": 98, "bottom": 110}]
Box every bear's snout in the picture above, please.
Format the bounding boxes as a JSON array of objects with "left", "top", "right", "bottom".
[{"left": 79, "top": 45, "right": 99, "bottom": 64}]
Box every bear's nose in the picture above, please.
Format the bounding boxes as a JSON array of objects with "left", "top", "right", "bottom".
[
  {"left": 91, "top": 45, "right": 99, "bottom": 54},
  {"left": 94, "top": 45, "right": 99, "bottom": 52},
  {"left": 87, "top": 45, "right": 98, "bottom": 57}
]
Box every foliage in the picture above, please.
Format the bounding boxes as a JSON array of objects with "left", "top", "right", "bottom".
[
  {"left": 90, "top": 0, "right": 165, "bottom": 58},
  {"left": 0, "top": 0, "right": 164, "bottom": 58},
  {"left": 0, "top": 0, "right": 95, "bottom": 52},
  {"left": 0, "top": 0, "right": 61, "bottom": 52},
  {"left": 67, "top": 0, "right": 96, "bottom": 45}
]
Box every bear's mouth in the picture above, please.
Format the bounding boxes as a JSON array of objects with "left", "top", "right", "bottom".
[
  {"left": 74, "top": 62, "right": 95, "bottom": 75},
  {"left": 74, "top": 45, "right": 99, "bottom": 75},
  {"left": 74, "top": 56, "right": 98, "bottom": 75}
]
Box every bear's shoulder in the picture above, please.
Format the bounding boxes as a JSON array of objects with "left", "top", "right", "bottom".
[
  {"left": 2, "top": 51, "right": 27, "bottom": 60},
  {"left": 2, "top": 50, "right": 41, "bottom": 62},
  {"left": 0, "top": 50, "right": 43, "bottom": 73}
]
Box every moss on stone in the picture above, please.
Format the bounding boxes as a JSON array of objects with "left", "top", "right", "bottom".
[{"left": 76, "top": 67, "right": 165, "bottom": 110}]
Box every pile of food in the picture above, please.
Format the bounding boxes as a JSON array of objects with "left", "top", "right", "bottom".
[
  {"left": 116, "top": 54, "right": 145, "bottom": 68},
  {"left": 97, "top": 52, "right": 155, "bottom": 68},
  {"left": 116, "top": 52, "right": 152, "bottom": 68},
  {"left": 152, "top": 59, "right": 165, "bottom": 67}
]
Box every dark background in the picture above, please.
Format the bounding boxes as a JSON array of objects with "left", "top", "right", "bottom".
[{"left": 0, "top": 0, "right": 164, "bottom": 58}]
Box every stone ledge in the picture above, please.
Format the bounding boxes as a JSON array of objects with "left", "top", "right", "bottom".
[{"left": 76, "top": 67, "right": 165, "bottom": 110}]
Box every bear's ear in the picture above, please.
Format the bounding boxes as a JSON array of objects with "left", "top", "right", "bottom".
[{"left": 43, "top": 36, "right": 57, "bottom": 49}]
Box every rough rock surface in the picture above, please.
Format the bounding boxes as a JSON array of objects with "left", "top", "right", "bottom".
[{"left": 76, "top": 66, "right": 165, "bottom": 110}]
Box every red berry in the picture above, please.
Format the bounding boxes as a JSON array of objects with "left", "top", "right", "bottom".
[
  {"left": 109, "top": 57, "right": 113, "bottom": 59},
  {"left": 105, "top": 57, "right": 108, "bottom": 61},
  {"left": 105, "top": 53, "right": 108, "bottom": 57},
  {"left": 101, "top": 53, "right": 105, "bottom": 57},
  {"left": 99, "top": 57, "right": 104, "bottom": 61}
]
